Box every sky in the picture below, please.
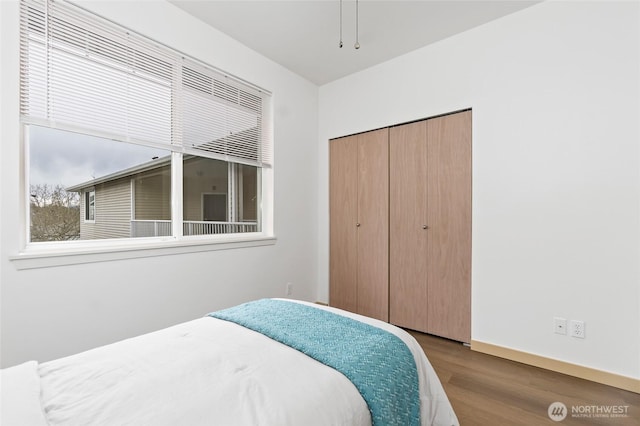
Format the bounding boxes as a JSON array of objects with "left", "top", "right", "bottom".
[{"left": 29, "top": 125, "right": 170, "bottom": 190}]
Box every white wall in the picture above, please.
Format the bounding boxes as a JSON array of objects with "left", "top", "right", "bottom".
[
  {"left": 318, "top": 1, "right": 639, "bottom": 379},
  {"left": 0, "top": 0, "right": 319, "bottom": 367}
]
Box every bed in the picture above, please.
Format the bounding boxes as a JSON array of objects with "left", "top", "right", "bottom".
[{"left": 1, "top": 299, "right": 459, "bottom": 426}]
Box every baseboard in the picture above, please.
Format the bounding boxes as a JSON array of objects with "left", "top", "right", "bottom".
[{"left": 471, "top": 340, "right": 640, "bottom": 394}]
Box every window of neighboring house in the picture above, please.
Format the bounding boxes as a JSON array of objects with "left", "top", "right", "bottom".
[
  {"left": 21, "top": 0, "right": 272, "bottom": 248},
  {"left": 85, "top": 190, "right": 95, "bottom": 222}
]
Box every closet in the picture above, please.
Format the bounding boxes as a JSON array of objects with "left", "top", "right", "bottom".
[
  {"left": 329, "top": 128, "right": 389, "bottom": 322},
  {"left": 329, "top": 110, "right": 471, "bottom": 343}
]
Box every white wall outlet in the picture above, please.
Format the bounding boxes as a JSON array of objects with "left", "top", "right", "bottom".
[
  {"left": 570, "top": 320, "right": 585, "bottom": 338},
  {"left": 554, "top": 317, "right": 567, "bottom": 335},
  {"left": 286, "top": 283, "right": 293, "bottom": 296}
]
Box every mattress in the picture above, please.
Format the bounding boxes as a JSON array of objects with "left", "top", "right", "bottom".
[{"left": 0, "top": 299, "right": 459, "bottom": 426}]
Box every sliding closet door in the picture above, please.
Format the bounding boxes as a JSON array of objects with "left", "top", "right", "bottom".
[
  {"left": 426, "top": 110, "right": 472, "bottom": 343},
  {"left": 356, "top": 128, "right": 389, "bottom": 322},
  {"left": 389, "top": 121, "right": 428, "bottom": 330},
  {"left": 329, "top": 135, "right": 358, "bottom": 313},
  {"left": 331, "top": 110, "right": 470, "bottom": 336}
]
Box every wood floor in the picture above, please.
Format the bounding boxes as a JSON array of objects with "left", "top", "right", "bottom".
[{"left": 409, "top": 330, "right": 640, "bottom": 425}]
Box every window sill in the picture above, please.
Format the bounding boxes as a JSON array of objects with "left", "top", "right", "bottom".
[{"left": 10, "top": 235, "right": 277, "bottom": 270}]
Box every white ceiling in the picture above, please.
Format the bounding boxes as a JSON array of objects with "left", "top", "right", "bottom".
[{"left": 170, "top": 1, "right": 541, "bottom": 85}]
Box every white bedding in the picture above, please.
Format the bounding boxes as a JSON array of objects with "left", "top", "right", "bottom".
[{"left": 0, "top": 299, "right": 458, "bottom": 426}]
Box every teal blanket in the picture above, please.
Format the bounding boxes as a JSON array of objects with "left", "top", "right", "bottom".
[{"left": 208, "top": 299, "right": 420, "bottom": 426}]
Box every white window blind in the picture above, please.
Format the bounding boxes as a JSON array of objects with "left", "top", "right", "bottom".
[
  {"left": 19, "top": 0, "right": 272, "bottom": 167},
  {"left": 181, "top": 60, "right": 270, "bottom": 167}
]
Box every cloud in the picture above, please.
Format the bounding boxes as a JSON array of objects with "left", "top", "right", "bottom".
[{"left": 29, "top": 126, "right": 170, "bottom": 188}]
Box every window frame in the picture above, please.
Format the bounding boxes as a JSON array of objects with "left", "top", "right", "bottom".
[
  {"left": 19, "top": 126, "right": 275, "bottom": 261},
  {"left": 14, "top": 0, "right": 276, "bottom": 268},
  {"left": 84, "top": 189, "right": 95, "bottom": 223}
]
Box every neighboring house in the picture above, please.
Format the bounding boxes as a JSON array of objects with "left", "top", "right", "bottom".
[{"left": 66, "top": 156, "right": 258, "bottom": 240}]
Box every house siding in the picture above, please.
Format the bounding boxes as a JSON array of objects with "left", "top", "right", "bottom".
[
  {"left": 80, "top": 178, "right": 131, "bottom": 239},
  {"left": 134, "top": 169, "right": 171, "bottom": 220}
]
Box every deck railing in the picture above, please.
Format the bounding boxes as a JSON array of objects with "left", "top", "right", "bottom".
[
  {"left": 131, "top": 220, "right": 172, "bottom": 237},
  {"left": 131, "top": 220, "right": 258, "bottom": 237}
]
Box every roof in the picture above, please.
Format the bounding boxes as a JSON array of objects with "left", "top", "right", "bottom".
[{"left": 66, "top": 155, "right": 171, "bottom": 192}]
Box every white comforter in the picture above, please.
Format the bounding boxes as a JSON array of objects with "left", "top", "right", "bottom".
[{"left": 1, "top": 300, "right": 458, "bottom": 426}]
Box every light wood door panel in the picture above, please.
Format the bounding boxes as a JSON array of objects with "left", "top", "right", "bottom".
[
  {"left": 329, "top": 135, "right": 358, "bottom": 313},
  {"left": 389, "top": 121, "right": 428, "bottom": 331},
  {"left": 356, "top": 128, "right": 389, "bottom": 321},
  {"left": 426, "top": 110, "right": 472, "bottom": 343}
]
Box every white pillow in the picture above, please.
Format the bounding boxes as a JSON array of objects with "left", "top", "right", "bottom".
[{"left": 0, "top": 361, "right": 49, "bottom": 426}]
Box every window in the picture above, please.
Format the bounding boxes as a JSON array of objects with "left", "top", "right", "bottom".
[
  {"left": 20, "top": 0, "right": 272, "bottom": 247},
  {"left": 84, "top": 190, "right": 95, "bottom": 222}
]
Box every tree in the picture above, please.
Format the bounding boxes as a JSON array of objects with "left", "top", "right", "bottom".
[{"left": 30, "top": 184, "right": 81, "bottom": 242}]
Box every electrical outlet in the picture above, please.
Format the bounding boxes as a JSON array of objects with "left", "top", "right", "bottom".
[
  {"left": 554, "top": 317, "right": 567, "bottom": 335},
  {"left": 570, "top": 320, "right": 585, "bottom": 339},
  {"left": 286, "top": 283, "right": 293, "bottom": 296}
]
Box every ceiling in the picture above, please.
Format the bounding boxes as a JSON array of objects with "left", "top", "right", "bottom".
[{"left": 170, "top": 1, "right": 541, "bottom": 85}]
